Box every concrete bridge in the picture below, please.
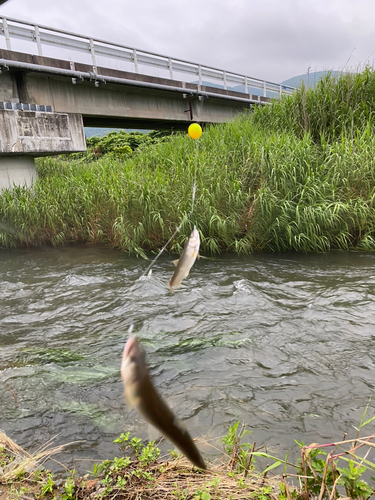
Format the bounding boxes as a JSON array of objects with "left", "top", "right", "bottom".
[{"left": 0, "top": 17, "right": 294, "bottom": 189}]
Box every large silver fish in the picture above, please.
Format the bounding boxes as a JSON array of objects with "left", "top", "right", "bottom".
[
  {"left": 169, "top": 226, "right": 200, "bottom": 293},
  {"left": 121, "top": 337, "right": 206, "bottom": 470}
]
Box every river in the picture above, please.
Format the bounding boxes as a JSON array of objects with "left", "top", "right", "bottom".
[{"left": 0, "top": 246, "right": 374, "bottom": 472}]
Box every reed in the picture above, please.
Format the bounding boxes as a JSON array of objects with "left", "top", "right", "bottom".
[
  {"left": 1, "top": 68, "right": 375, "bottom": 254},
  {"left": 0, "top": 430, "right": 74, "bottom": 482},
  {"left": 253, "top": 68, "right": 375, "bottom": 142}
]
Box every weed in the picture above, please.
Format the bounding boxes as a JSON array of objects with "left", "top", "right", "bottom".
[
  {"left": 88, "top": 461, "right": 104, "bottom": 478},
  {"left": 251, "top": 484, "right": 273, "bottom": 500},
  {"left": 194, "top": 487, "right": 211, "bottom": 500},
  {"left": 173, "top": 484, "right": 190, "bottom": 499},
  {"left": 139, "top": 440, "right": 160, "bottom": 466},
  {"left": 40, "top": 472, "right": 55, "bottom": 496},
  {"left": 113, "top": 431, "right": 131, "bottom": 456},
  {"left": 338, "top": 460, "right": 373, "bottom": 499},
  {"left": 62, "top": 470, "right": 77, "bottom": 500},
  {"left": 222, "top": 421, "right": 254, "bottom": 473},
  {"left": 296, "top": 440, "right": 335, "bottom": 496},
  {"left": 8, "top": 485, "right": 30, "bottom": 500},
  {"left": 115, "top": 473, "right": 127, "bottom": 490}
]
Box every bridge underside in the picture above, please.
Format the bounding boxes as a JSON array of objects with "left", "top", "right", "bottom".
[{"left": 82, "top": 116, "right": 213, "bottom": 131}]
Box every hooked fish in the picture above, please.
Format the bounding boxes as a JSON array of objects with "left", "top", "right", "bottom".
[
  {"left": 169, "top": 226, "right": 200, "bottom": 293},
  {"left": 121, "top": 337, "right": 206, "bottom": 470}
]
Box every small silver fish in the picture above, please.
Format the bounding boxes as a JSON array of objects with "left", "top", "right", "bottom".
[
  {"left": 121, "top": 337, "right": 206, "bottom": 470},
  {"left": 169, "top": 226, "right": 200, "bottom": 293}
]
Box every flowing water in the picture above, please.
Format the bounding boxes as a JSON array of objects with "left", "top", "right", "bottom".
[{"left": 1, "top": 246, "right": 375, "bottom": 472}]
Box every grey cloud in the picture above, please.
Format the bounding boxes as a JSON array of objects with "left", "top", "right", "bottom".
[{"left": 1, "top": 0, "right": 375, "bottom": 82}]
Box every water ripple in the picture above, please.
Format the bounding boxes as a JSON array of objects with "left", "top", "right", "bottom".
[{"left": 1, "top": 247, "right": 375, "bottom": 471}]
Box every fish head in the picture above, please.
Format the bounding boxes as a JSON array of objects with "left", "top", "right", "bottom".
[{"left": 121, "top": 337, "right": 148, "bottom": 406}]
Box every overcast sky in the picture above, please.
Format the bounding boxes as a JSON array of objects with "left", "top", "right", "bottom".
[{"left": 1, "top": 0, "right": 375, "bottom": 83}]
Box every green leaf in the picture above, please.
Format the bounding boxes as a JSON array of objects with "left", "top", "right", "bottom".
[{"left": 262, "top": 461, "right": 283, "bottom": 473}]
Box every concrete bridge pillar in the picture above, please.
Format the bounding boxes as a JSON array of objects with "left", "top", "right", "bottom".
[
  {"left": 0, "top": 156, "right": 36, "bottom": 190},
  {"left": 0, "top": 105, "right": 86, "bottom": 190}
]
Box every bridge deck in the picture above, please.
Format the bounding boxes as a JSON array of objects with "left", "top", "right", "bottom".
[{"left": 0, "top": 48, "right": 275, "bottom": 129}]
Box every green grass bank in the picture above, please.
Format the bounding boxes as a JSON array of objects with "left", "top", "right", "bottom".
[{"left": 2, "top": 69, "right": 375, "bottom": 255}]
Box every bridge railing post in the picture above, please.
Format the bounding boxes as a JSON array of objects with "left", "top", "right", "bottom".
[
  {"left": 133, "top": 49, "right": 139, "bottom": 73},
  {"left": 34, "top": 25, "right": 43, "bottom": 56},
  {"left": 2, "top": 18, "right": 11, "bottom": 50},
  {"left": 89, "top": 39, "right": 97, "bottom": 73},
  {"left": 168, "top": 57, "right": 173, "bottom": 79}
]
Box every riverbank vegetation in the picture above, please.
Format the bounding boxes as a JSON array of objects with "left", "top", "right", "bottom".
[
  {"left": 1, "top": 417, "right": 375, "bottom": 500},
  {"left": 2, "top": 69, "right": 375, "bottom": 254}
]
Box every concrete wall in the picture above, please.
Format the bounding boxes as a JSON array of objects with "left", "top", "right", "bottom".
[
  {"left": 0, "top": 109, "right": 86, "bottom": 190},
  {"left": 0, "top": 155, "right": 36, "bottom": 190},
  {"left": 0, "top": 109, "right": 86, "bottom": 155},
  {"left": 0, "top": 71, "right": 15, "bottom": 102}
]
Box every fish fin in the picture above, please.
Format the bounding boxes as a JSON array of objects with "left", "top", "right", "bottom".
[
  {"left": 169, "top": 283, "right": 174, "bottom": 293},
  {"left": 197, "top": 253, "right": 200, "bottom": 259},
  {"left": 172, "top": 259, "right": 179, "bottom": 267}
]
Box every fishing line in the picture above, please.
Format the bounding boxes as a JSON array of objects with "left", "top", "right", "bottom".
[
  {"left": 143, "top": 216, "right": 187, "bottom": 277},
  {"left": 190, "top": 151, "right": 198, "bottom": 215},
  {"left": 142, "top": 129, "right": 200, "bottom": 277}
]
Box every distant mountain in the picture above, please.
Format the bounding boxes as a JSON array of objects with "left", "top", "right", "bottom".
[{"left": 281, "top": 70, "right": 343, "bottom": 89}]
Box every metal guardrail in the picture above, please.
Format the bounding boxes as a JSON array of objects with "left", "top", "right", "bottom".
[{"left": 0, "top": 16, "right": 294, "bottom": 99}]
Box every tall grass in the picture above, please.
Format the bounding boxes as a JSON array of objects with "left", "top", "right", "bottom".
[
  {"left": 253, "top": 68, "right": 375, "bottom": 142},
  {"left": 1, "top": 68, "right": 375, "bottom": 254}
]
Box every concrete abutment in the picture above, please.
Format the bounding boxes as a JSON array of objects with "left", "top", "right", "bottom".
[
  {"left": 0, "top": 155, "right": 36, "bottom": 190},
  {"left": 0, "top": 107, "right": 86, "bottom": 190}
]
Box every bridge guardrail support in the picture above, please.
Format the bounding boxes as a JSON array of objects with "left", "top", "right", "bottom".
[
  {"left": 2, "top": 17, "right": 11, "bottom": 50},
  {"left": 34, "top": 25, "right": 43, "bottom": 56},
  {"left": 89, "top": 39, "right": 97, "bottom": 74}
]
